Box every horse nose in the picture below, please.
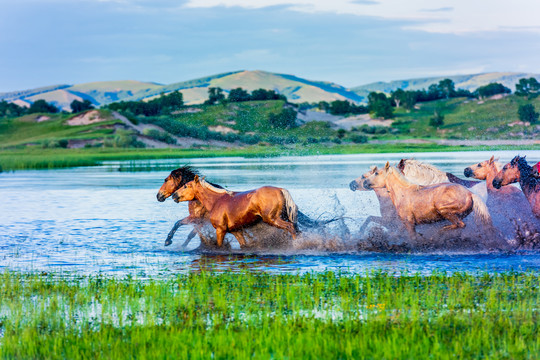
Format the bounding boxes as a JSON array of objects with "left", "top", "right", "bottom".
[
  {"left": 362, "top": 179, "right": 372, "bottom": 190},
  {"left": 349, "top": 181, "right": 358, "bottom": 191},
  {"left": 464, "top": 168, "right": 473, "bottom": 178},
  {"left": 492, "top": 178, "right": 502, "bottom": 189},
  {"left": 172, "top": 192, "right": 180, "bottom": 202},
  {"left": 157, "top": 192, "right": 166, "bottom": 202}
]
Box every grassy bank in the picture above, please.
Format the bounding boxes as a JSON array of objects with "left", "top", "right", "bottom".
[
  {"left": 2, "top": 143, "right": 540, "bottom": 171},
  {"left": 0, "top": 271, "right": 538, "bottom": 359}
]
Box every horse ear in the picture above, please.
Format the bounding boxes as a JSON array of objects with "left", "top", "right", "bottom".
[
  {"left": 194, "top": 175, "right": 199, "bottom": 182},
  {"left": 398, "top": 159, "right": 405, "bottom": 169},
  {"left": 489, "top": 155, "right": 494, "bottom": 163},
  {"left": 385, "top": 162, "right": 390, "bottom": 170}
]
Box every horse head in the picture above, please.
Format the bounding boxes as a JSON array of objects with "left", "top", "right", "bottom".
[
  {"left": 362, "top": 162, "right": 390, "bottom": 190},
  {"left": 492, "top": 155, "right": 526, "bottom": 189},
  {"left": 172, "top": 175, "right": 201, "bottom": 203},
  {"left": 157, "top": 166, "right": 198, "bottom": 202},
  {"left": 464, "top": 155, "right": 498, "bottom": 180},
  {"left": 349, "top": 166, "right": 377, "bottom": 191}
]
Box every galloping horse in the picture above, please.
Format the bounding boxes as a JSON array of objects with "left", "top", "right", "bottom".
[
  {"left": 492, "top": 156, "right": 540, "bottom": 218},
  {"left": 361, "top": 162, "right": 492, "bottom": 241},
  {"left": 157, "top": 166, "right": 224, "bottom": 247},
  {"left": 397, "top": 159, "right": 487, "bottom": 201},
  {"left": 349, "top": 166, "right": 402, "bottom": 234},
  {"left": 172, "top": 176, "right": 298, "bottom": 248},
  {"left": 464, "top": 156, "right": 522, "bottom": 196}
]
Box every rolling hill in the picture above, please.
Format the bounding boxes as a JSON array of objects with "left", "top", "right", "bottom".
[
  {"left": 351, "top": 72, "right": 540, "bottom": 99},
  {"left": 2, "top": 70, "right": 539, "bottom": 112},
  {"left": 0, "top": 71, "right": 363, "bottom": 111}
]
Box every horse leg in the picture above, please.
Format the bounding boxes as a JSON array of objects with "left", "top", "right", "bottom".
[
  {"left": 358, "top": 215, "right": 382, "bottom": 234},
  {"left": 264, "top": 217, "right": 297, "bottom": 240},
  {"left": 179, "top": 228, "right": 198, "bottom": 249},
  {"left": 215, "top": 227, "right": 227, "bottom": 248},
  {"left": 231, "top": 231, "right": 249, "bottom": 248},
  {"left": 441, "top": 213, "right": 466, "bottom": 230},
  {"left": 403, "top": 221, "right": 419, "bottom": 244},
  {"left": 165, "top": 216, "right": 194, "bottom": 246}
]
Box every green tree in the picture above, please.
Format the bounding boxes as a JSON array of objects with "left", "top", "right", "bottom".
[
  {"left": 204, "top": 87, "right": 225, "bottom": 105},
  {"left": 367, "top": 92, "right": 393, "bottom": 119},
  {"left": 429, "top": 109, "right": 445, "bottom": 128},
  {"left": 518, "top": 104, "right": 539, "bottom": 123},
  {"left": 70, "top": 99, "right": 94, "bottom": 113},
  {"left": 515, "top": 78, "right": 540, "bottom": 99},
  {"left": 28, "top": 99, "right": 58, "bottom": 114},
  {"left": 268, "top": 108, "right": 297, "bottom": 129},
  {"left": 475, "top": 83, "right": 511, "bottom": 99},
  {"left": 228, "top": 88, "right": 251, "bottom": 102}
]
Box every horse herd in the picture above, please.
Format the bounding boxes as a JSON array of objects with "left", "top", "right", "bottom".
[{"left": 157, "top": 155, "right": 540, "bottom": 251}]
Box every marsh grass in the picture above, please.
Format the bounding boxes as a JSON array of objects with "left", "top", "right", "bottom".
[{"left": 0, "top": 271, "right": 538, "bottom": 359}]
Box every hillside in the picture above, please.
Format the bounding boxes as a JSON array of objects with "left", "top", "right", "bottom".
[
  {"left": 351, "top": 72, "right": 540, "bottom": 98},
  {"left": 0, "top": 71, "right": 363, "bottom": 111}
]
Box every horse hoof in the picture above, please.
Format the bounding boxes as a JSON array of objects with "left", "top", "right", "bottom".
[{"left": 164, "top": 239, "right": 172, "bottom": 246}]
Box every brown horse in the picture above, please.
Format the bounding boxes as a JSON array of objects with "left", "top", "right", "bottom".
[
  {"left": 493, "top": 156, "right": 540, "bottom": 218},
  {"left": 157, "top": 166, "right": 225, "bottom": 248},
  {"left": 349, "top": 166, "right": 402, "bottom": 234},
  {"left": 362, "top": 162, "right": 491, "bottom": 241},
  {"left": 464, "top": 156, "right": 522, "bottom": 196},
  {"left": 172, "top": 175, "right": 298, "bottom": 248}
]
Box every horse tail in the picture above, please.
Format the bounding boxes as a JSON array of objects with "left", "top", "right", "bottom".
[
  {"left": 297, "top": 211, "right": 345, "bottom": 228},
  {"left": 281, "top": 189, "right": 298, "bottom": 225},
  {"left": 471, "top": 194, "right": 492, "bottom": 226}
]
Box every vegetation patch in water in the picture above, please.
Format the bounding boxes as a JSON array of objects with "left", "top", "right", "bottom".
[{"left": 0, "top": 271, "right": 538, "bottom": 359}]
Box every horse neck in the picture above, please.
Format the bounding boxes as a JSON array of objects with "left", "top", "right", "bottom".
[
  {"left": 404, "top": 162, "right": 447, "bottom": 185},
  {"left": 518, "top": 163, "right": 538, "bottom": 197},
  {"left": 384, "top": 170, "right": 417, "bottom": 202},
  {"left": 193, "top": 184, "right": 225, "bottom": 210},
  {"left": 485, "top": 163, "right": 502, "bottom": 192}
]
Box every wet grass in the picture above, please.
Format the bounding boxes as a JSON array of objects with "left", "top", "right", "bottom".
[
  {"left": 2, "top": 143, "right": 540, "bottom": 171},
  {"left": 0, "top": 271, "right": 538, "bottom": 359}
]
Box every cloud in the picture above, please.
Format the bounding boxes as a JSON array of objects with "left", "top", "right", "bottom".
[{"left": 184, "top": 0, "right": 540, "bottom": 34}]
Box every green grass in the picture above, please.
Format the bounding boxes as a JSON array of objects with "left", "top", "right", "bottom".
[
  {"left": 0, "top": 110, "right": 119, "bottom": 149},
  {"left": 391, "top": 95, "right": 540, "bottom": 139},
  {"left": 0, "top": 271, "right": 538, "bottom": 359},
  {"left": 3, "top": 143, "right": 540, "bottom": 171}
]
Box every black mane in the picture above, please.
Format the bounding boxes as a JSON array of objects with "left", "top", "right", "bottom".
[
  {"left": 511, "top": 156, "right": 539, "bottom": 191},
  {"left": 170, "top": 166, "right": 223, "bottom": 188}
]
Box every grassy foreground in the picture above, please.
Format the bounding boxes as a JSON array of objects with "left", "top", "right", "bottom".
[
  {"left": 0, "top": 271, "right": 538, "bottom": 359},
  {"left": 3, "top": 143, "right": 540, "bottom": 171}
]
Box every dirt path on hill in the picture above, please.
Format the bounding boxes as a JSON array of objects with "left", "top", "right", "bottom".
[{"left": 111, "top": 112, "right": 234, "bottom": 148}]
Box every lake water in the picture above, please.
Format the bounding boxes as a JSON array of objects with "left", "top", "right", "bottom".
[{"left": 1, "top": 150, "right": 540, "bottom": 276}]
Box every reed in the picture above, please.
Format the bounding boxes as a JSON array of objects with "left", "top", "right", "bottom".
[{"left": 0, "top": 271, "right": 538, "bottom": 359}]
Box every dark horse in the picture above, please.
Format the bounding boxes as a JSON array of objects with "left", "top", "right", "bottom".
[
  {"left": 173, "top": 175, "right": 297, "bottom": 248},
  {"left": 493, "top": 156, "right": 540, "bottom": 218},
  {"left": 157, "top": 166, "right": 224, "bottom": 248},
  {"left": 157, "top": 166, "right": 337, "bottom": 248}
]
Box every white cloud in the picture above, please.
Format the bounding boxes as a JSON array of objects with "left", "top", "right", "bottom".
[{"left": 184, "top": 0, "right": 540, "bottom": 34}]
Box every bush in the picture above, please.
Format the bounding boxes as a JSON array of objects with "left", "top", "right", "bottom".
[
  {"left": 429, "top": 110, "right": 445, "bottom": 128},
  {"left": 350, "top": 134, "right": 368, "bottom": 144},
  {"left": 142, "top": 128, "right": 177, "bottom": 144},
  {"left": 518, "top": 104, "right": 539, "bottom": 124}
]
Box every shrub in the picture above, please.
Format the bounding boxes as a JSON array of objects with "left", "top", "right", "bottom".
[{"left": 518, "top": 104, "right": 539, "bottom": 124}]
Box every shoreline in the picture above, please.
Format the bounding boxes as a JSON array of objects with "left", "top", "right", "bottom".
[{"left": 2, "top": 142, "right": 540, "bottom": 171}]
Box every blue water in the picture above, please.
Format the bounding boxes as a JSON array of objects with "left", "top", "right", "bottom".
[{"left": 1, "top": 151, "right": 539, "bottom": 276}]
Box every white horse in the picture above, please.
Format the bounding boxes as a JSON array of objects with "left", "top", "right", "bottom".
[{"left": 397, "top": 159, "right": 487, "bottom": 202}]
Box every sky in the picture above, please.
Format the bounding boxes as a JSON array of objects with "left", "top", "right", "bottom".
[{"left": 1, "top": 0, "right": 540, "bottom": 92}]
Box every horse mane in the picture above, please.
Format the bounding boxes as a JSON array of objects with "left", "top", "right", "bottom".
[
  {"left": 387, "top": 166, "right": 421, "bottom": 190},
  {"left": 398, "top": 159, "right": 449, "bottom": 185},
  {"left": 171, "top": 166, "right": 225, "bottom": 189},
  {"left": 171, "top": 166, "right": 199, "bottom": 185},
  {"left": 512, "top": 155, "right": 539, "bottom": 191},
  {"left": 199, "top": 178, "right": 233, "bottom": 195}
]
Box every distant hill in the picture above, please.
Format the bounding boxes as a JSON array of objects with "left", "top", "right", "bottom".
[
  {"left": 351, "top": 72, "right": 540, "bottom": 98},
  {"left": 2, "top": 71, "right": 540, "bottom": 111},
  {"left": 0, "top": 71, "right": 363, "bottom": 111}
]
